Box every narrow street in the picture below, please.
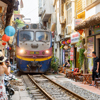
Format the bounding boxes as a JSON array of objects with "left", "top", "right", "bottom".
[{"left": 0, "top": 0, "right": 100, "bottom": 100}]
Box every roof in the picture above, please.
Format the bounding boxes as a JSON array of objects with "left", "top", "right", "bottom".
[{"left": 75, "top": 12, "right": 100, "bottom": 31}]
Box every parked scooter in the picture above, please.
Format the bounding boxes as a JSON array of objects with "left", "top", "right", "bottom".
[{"left": 4, "top": 74, "right": 15, "bottom": 100}]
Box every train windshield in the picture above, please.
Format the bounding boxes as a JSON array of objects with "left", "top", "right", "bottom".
[
  {"left": 19, "top": 31, "right": 34, "bottom": 41},
  {"left": 36, "top": 32, "right": 49, "bottom": 42}
]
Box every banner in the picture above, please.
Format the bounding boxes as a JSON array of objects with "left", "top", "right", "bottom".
[{"left": 70, "top": 46, "right": 74, "bottom": 61}]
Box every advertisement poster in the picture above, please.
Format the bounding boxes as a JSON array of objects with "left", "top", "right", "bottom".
[
  {"left": 87, "top": 36, "right": 94, "bottom": 58},
  {"left": 70, "top": 46, "right": 74, "bottom": 61}
]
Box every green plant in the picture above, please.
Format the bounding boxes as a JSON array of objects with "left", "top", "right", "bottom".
[
  {"left": 68, "top": 55, "right": 72, "bottom": 68},
  {"left": 51, "top": 56, "right": 59, "bottom": 72},
  {"left": 76, "top": 38, "right": 82, "bottom": 47},
  {"left": 78, "top": 48, "right": 85, "bottom": 69}
]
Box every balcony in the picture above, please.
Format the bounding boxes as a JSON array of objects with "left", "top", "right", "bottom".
[
  {"left": 76, "top": 0, "right": 86, "bottom": 14},
  {"left": 42, "top": 0, "right": 54, "bottom": 21},
  {"left": 60, "top": 16, "right": 66, "bottom": 24},
  {"left": 38, "top": 7, "right": 43, "bottom": 17}
]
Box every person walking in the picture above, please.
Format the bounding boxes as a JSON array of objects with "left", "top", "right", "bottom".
[
  {"left": 0, "top": 52, "right": 11, "bottom": 100},
  {"left": 90, "top": 51, "right": 99, "bottom": 86}
]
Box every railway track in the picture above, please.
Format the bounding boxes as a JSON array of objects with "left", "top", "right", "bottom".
[{"left": 22, "top": 74, "right": 86, "bottom": 100}]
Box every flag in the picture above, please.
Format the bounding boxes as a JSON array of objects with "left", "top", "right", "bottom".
[{"left": 20, "top": 0, "right": 24, "bottom": 8}]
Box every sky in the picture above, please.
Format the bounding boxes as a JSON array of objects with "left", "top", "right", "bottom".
[{"left": 18, "top": 0, "right": 39, "bottom": 23}]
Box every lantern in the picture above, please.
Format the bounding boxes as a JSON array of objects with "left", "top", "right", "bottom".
[
  {"left": 65, "top": 41, "right": 67, "bottom": 44},
  {"left": 7, "top": 47, "right": 9, "bottom": 50},
  {"left": 64, "top": 45, "right": 68, "bottom": 50},
  {"left": 5, "top": 26, "right": 15, "bottom": 36},
  {"left": 78, "top": 29, "right": 84, "bottom": 35},
  {"left": 67, "top": 40, "right": 69, "bottom": 44},
  {"left": 62, "top": 41, "right": 65, "bottom": 44},
  {"left": 9, "top": 47, "right": 11, "bottom": 50},
  {"left": 2, "top": 34, "right": 10, "bottom": 42},
  {"left": 68, "top": 39, "right": 71, "bottom": 43},
  {"left": 2, "top": 42, "right": 6, "bottom": 46}
]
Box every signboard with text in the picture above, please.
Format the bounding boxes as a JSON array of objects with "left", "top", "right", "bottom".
[
  {"left": 71, "top": 32, "right": 80, "bottom": 44},
  {"left": 87, "top": 36, "right": 94, "bottom": 58},
  {"left": 70, "top": 46, "right": 74, "bottom": 61},
  {"left": 75, "top": 19, "right": 82, "bottom": 26}
]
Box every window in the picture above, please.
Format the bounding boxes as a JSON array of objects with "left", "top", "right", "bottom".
[
  {"left": 66, "top": 3, "right": 72, "bottom": 24},
  {"left": 19, "top": 31, "right": 34, "bottom": 41},
  {"left": 36, "top": 32, "right": 49, "bottom": 42}
]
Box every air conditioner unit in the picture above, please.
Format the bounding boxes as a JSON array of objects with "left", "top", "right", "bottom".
[{"left": 66, "top": 25, "right": 72, "bottom": 34}]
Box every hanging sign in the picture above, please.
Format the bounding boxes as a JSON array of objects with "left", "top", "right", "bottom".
[
  {"left": 70, "top": 46, "right": 74, "bottom": 61},
  {"left": 75, "top": 19, "right": 82, "bottom": 26},
  {"left": 71, "top": 32, "right": 80, "bottom": 44},
  {"left": 87, "top": 36, "right": 94, "bottom": 58}
]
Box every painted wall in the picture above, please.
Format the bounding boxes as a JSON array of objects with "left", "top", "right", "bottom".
[{"left": 86, "top": 4, "right": 100, "bottom": 18}]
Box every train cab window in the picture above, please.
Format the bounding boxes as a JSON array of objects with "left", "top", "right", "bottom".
[
  {"left": 19, "top": 31, "right": 34, "bottom": 41},
  {"left": 36, "top": 32, "right": 49, "bottom": 42}
]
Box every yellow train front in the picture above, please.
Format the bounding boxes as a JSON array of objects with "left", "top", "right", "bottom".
[{"left": 16, "top": 29, "right": 52, "bottom": 73}]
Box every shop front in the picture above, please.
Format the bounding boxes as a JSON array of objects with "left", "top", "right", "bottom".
[
  {"left": 75, "top": 12, "right": 100, "bottom": 72},
  {"left": 71, "top": 32, "right": 80, "bottom": 68}
]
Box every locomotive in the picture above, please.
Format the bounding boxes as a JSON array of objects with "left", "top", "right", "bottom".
[{"left": 16, "top": 24, "right": 52, "bottom": 73}]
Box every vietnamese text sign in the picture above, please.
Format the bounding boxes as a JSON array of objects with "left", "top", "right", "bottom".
[
  {"left": 87, "top": 36, "right": 94, "bottom": 58},
  {"left": 75, "top": 19, "right": 82, "bottom": 26},
  {"left": 70, "top": 46, "right": 74, "bottom": 61},
  {"left": 71, "top": 32, "right": 80, "bottom": 44}
]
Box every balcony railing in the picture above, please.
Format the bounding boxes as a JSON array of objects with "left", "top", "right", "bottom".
[
  {"left": 60, "top": 16, "right": 66, "bottom": 24},
  {"left": 76, "top": 0, "right": 86, "bottom": 14}
]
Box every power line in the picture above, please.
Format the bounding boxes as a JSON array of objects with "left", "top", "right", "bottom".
[{"left": 24, "top": 7, "right": 38, "bottom": 16}]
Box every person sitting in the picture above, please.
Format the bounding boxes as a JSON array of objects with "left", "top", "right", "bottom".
[{"left": 0, "top": 52, "right": 11, "bottom": 100}]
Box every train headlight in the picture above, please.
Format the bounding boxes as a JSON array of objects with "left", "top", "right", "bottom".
[
  {"left": 45, "top": 50, "right": 49, "bottom": 54},
  {"left": 20, "top": 49, "right": 24, "bottom": 54}
]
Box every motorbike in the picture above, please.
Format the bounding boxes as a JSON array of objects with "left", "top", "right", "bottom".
[{"left": 4, "top": 74, "right": 15, "bottom": 100}]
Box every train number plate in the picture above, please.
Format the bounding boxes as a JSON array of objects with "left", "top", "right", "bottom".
[{"left": 30, "top": 52, "right": 39, "bottom": 54}]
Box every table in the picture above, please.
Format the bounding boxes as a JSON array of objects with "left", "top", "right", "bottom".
[
  {"left": 67, "top": 71, "right": 73, "bottom": 79},
  {"left": 81, "top": 74, "right": 92, "bottom": 84},
  {"left": 74, "top": 72, "right": 81, "bottom": 82}
]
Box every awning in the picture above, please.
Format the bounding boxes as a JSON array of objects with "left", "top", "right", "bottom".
[
  {"left": 51, "top": 23, "right": 56, "bottom": 31},
  {"left": 75, "top": 12, "right": 100, "bottom": 31}
]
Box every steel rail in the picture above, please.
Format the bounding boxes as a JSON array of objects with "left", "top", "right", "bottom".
[
  {"left": 27, "top": 74, "right": 54, "bottom": 100},
  {"left": 42, "top": 74, "right": 86, "bottom": 100}
]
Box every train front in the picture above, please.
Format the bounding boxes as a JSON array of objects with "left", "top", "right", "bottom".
[{"left": 16, "top": 29, "right": 52, "bottom": 73}]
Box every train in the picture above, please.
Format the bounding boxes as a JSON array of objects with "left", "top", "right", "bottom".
[{"left": 16, "top": 24, "right": 52, "bottom": 73}]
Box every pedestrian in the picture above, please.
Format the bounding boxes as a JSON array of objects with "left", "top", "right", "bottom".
[
  {"left": 90, "top": 51, "right": 99, "bottom": 86},
  {"left": 0, "top": 52, "right": 11, "bottom": 100},
  {"left": 10, "top": 56, "right": 13, "bottom": 64}
]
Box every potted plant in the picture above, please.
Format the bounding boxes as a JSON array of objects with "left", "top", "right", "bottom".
[{"left": 51, "top": 56, "right": 59, "bottom": 74}]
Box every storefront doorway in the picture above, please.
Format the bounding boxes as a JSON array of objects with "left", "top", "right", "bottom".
[
  {"left": 98, "top": 39, "right": 100, "bottom": 58},
  {"left": 74, "top": 47, "right": 79, "bottom": 68}
]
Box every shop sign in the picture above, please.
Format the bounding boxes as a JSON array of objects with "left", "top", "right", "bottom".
[
  {"left": 87, "top": 36, "right": 94, "bottom": 58},
  {"left": 70, "top": 46, "right": 74, "bottom": 61},
  {"left": 92, "top": 24, "right": 100, "bottom": 34},
  {"left": 71, "top": 32, "right": 80, "bottom": 44},
  {"left": 75, "top": 19, "right": 82, "bottom": 26}
]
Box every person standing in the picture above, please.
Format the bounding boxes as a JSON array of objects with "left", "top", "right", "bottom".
[
  {"left": 90, "top": 51, "right": 99, "bottom": 86},
  {"left": 0, "top": 52, "right": 11, "bottom": 99}
]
